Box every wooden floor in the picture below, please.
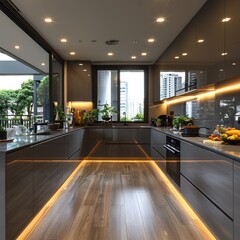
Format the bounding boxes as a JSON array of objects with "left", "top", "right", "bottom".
[{"left": 24, "top": 143, "right": 215, "bottom": 240}]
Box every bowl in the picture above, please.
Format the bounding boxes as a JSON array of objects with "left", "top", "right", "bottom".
[{"left": 48, "top": 123, "right": 60, "bottom": 131}]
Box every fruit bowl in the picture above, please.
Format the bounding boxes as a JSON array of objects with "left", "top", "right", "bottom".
[{"left": 222, "top": 139, "right": 240, "bottom": 145}]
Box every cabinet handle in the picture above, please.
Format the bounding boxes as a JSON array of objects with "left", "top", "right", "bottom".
[{"left": 163, "top": 144, "right": 175, "bottom": 153}]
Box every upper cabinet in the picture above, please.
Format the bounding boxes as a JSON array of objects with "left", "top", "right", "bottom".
[
  {"left": 224, "top": 0, "right": 240, "bottom": 80},
  {"left": 154, "top": 0, "right": 240, "bottom": 101},
  {"left": 67, "top": 61, "right": 92, "bottom": 101}
]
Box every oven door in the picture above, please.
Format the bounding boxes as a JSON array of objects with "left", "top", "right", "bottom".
[{"left": 164, "top": 144, "right": 180, "bottom": 186}]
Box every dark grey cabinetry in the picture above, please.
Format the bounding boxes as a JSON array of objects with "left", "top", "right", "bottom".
[
  {"left": 6, "top": 148, "right": 34, "bottom": 240},
  {"left": 181, "top": 141, "right": 233, "bottom": 240},
  {"left": 151, "top": 129, "right": 166, "bottom": 171},
  {"left": 67, "top": 61, "right": 92, "bottom": 101},
  {"left": 4, "top": 129, "right": 84, "bottom": 240},
  {"left": 234, "top": 161, "right": 240, "bottom": 240},
  {"left": 112, "top": 127, "right": 151, "bottom": 155}
]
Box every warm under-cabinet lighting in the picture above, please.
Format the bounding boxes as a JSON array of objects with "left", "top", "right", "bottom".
[
  {"left": 167, "top": 82, "right": 240, "bottom": 105},
  {"left": 17, "top": 160, "right": 86, "bottom": 239},
  {"left": 150, "top": 161, "right": 216, "bottom": 240}
]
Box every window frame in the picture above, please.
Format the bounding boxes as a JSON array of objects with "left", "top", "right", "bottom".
[{"left": 92, "top": 65, "right": 149, "bottom": 123}]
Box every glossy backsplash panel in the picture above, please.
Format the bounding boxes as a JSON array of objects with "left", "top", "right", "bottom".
[{"left": 167, "top": 86, "right": 240, "bottom": 132}]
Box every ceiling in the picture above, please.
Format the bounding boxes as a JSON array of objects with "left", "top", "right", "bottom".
[{"left": 9, "top": 0, "right": 207, "bottom": 65}]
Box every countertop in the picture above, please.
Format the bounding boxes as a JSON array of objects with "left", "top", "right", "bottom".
[
  {"left": 0, "top": 127, "right": 83, "bottom": 153},
  {"left": 152, "top": 127, "right": 240, "bottom": 162},
  {"left": 1, "top": 125, "right": 240, "bottom": 162}
]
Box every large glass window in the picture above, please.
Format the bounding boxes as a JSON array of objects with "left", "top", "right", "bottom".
[
  {"left": 120, "top": 70, "right": 144, "bottom": 122},
  {"left": 96, "top": 67, "right": 147, "bottom": 122}
]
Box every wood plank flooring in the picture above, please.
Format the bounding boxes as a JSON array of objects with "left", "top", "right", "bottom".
[{"left": 26, "top": 160, "right": 215, "bottom": 240}]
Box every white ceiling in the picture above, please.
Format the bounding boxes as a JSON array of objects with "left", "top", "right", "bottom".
[{"left": 10, "top": 0, "right": 207, "bottom": 65}]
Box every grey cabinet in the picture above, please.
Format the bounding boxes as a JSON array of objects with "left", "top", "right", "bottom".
[
  {"left": 181, "top": 141, "right": 233, "bottom": 240},
  {"left": 3, "top": 129, "right": 84, "bottom": 240},
  {"left": 67, "top": 61, "right": 92, "bottom": 101},
  {"left": 6, "top": 148, "right": 34, "bottom": 240},
  {"left": 151, "top": 129, "right": 166, "bottom": 171},
  {"left": 234, "top": 161, "right": 240, "bottom": 240}
]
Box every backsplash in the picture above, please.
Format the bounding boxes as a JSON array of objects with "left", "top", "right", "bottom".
[{"left": 167, "top": 87, "right": 240, "bottom": 132}]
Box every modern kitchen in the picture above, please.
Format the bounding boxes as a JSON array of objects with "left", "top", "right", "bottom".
[{"left": 0, "top": 0, "right": 240, "bottom": 239}]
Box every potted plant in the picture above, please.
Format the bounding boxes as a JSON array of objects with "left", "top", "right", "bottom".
[
  {"left": 54, "top": 106, "right": 65, "bottom": 128},
  {"left": 0, "top": 125, "right": 7, "bottom": 139},
  {"left": 83, "top": 109, "right": 99, "bottom": 125},
  {"left": 155, "top": 118, "right": 162, "bottom": 127},
  {"left": 99, "top": 104, "right": 118, "bottom": 121},
  {"left": 172, "top": 115, "right": 192, "bottom": 129}
]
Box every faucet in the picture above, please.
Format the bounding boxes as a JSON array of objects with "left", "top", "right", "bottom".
[{"left": 33, "top": 122, "right": 48, "bottom": 134}]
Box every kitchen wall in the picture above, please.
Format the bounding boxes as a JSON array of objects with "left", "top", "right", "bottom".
[{"left": 150, "top": 0, "right": 240, "bottom": 130}]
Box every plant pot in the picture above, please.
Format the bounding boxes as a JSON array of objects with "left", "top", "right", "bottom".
[
  {"left": 55, "top": 120, "right": 64, "bottom": 129},
  {"left": 102, "top": 116, "right": 111, "bottom": 121},
  {"left": 0, "top": 131, "right": 7, "bottom": 139},
  {"left": 182, "top": 125, "right": 200, "bottom": 137}
]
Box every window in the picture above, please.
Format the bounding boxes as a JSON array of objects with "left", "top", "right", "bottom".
[{"left": 95, "top": 66, "right": 148, "bottom": 122}]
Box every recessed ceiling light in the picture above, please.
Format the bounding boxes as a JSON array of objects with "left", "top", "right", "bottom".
[
  {"left": 141, "top": 52, "right": 147, "bottom": 56},
  {"left": 108, "top": 52, "right": 113, "bottom": 56},
  {"left": 14, "top": 45, "right": 20, "bottom": 49},
  {"left": 175, "top": 56, "right": 179, "bottom": 59},
  {"left": 41, "top": 62, "right": 45, "bottom": 66},
  {"left": 60, "top": 38, "right": 67, "bottom": 43},
  {"left": 79, "top": 63, "right": 83, "bottom": 66},
  {"left": 219, "top": 69, "right": 224, "bottom": 72},
  {"left": 232, "top": 62, "right": 236, "bottom": 66},
  {"left": 197, "top": 39, "right": 204, "bottom": 43},
  {"left": 148, "top": 38, "right": 155, "bottom": 43},
  {"left": 182, "top": 53, "right": 188, "bottom": 56},
  {"left": 221, "top": 52, "right": 228, "bottom": 56},
  {"left": 44, "top": 17, "right": 53, "bottom": 23},
  {"left": 70, "top": 52, "right": 75, "bottom": 55},
  {"left": 88, "top": 74, "right": 91, "bottom": 77},
  {"left": 222, "top": 17, "right": 231, "bottom": 22},
  {"left": 131, "top": 56, "right": 136, "bottom": 59},
  {"left": 156, "top": 17, "right": 165, "bottom": 23},
  {"left": 83, "top": 69, "right": 87, "bottom": 72}
]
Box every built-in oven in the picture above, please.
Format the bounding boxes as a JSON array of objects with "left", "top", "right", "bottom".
[{"left": 164, "top": 136, "right": 180, "bottom": 187}]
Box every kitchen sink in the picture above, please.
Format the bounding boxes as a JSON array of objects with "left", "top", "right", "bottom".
[{"left": 34, "top": 131, "right": 56, "bottom": 135}]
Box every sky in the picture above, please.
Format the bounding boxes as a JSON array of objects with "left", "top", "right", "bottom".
[{"left": 0, "top": 75, "right": 33, "bottom": 90}]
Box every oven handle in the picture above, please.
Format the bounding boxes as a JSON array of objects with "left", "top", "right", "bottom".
[{"left": 163, "top": 144, "right": 176, "bottom": 154}]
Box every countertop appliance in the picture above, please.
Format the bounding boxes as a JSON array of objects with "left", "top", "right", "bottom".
[{"left": 164, "top": 136, "right": 180, "bottom": 186}]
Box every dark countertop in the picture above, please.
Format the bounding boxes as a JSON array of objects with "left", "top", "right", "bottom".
[
  {"left": 1, "top": 125, "right": 240, "bottom": 162},
  {"left": 0, "top": 127, "right": 83, "bottom": 153},
  {"left": 152, "top": 127, "right": 240, "bottom": 162}
]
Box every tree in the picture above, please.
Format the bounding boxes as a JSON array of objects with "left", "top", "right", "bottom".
[
  {"left": 37, "top": 76, "right": 49, "bottom": 120},
  {"left": 0, "top": 90, "right": 11, "bottom": 116},
  {"left": 37, "top": 76, "right": 49, "bottom": 105},
  {"left": 133, "top": 113, "right": 144, "bottom": 121},
  {"left": 16, "top": 79, "right": 34, "bottom": 115}
]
